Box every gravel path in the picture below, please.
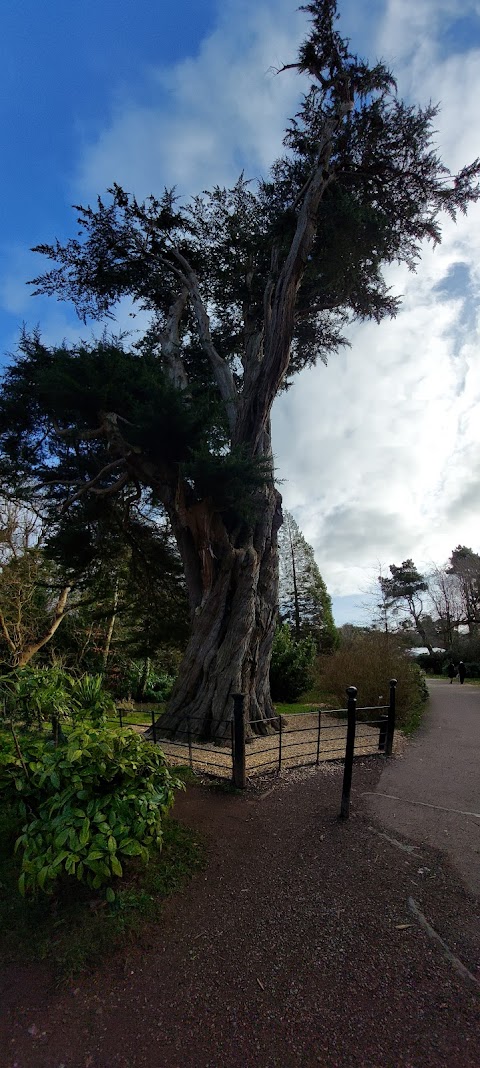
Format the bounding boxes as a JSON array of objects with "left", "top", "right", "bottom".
[{"left": 1, "top": 758, "right": 479, "bottom": 1068}]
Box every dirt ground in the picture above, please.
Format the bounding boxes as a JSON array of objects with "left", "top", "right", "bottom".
[{"left": 1, "top": 758, "right": 479, "bottom": 1068}]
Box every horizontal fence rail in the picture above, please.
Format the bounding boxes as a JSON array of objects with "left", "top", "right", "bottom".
[
  {"left": 1, "top": 679, "right": 397, "bottom": 814},
  {"left": 122, "top": 679, "right": 398, "bottom": 809}
]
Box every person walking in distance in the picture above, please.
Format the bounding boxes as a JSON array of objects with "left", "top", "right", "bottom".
[
  {"left": 447, "top": 661, "right": 456, "bottom": 684},
  {"left": 458, "top": 661, "right": 466, "bottom": 685}
]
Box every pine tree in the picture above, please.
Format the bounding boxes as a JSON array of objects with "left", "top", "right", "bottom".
[
  {"left": 278, "top": 512, "right": 337, "bottom": 650},
  {"left": 379, "top": 560, "right": 433, "bottom": 653}
]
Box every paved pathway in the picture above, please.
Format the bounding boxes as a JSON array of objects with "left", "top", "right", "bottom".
[{"left": 368, "top": 679, "right": 480, "bottom": 894}]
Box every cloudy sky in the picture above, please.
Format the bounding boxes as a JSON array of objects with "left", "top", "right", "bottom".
[{"left": 1, "top": 0, "right": 480, "bottom": 624}]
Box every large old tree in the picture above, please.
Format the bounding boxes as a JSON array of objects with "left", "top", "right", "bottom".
[{"left": 0, "top": 1, "right": 478, "bottom": 739}]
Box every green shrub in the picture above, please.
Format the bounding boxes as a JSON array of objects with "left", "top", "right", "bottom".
[
  {"left": 317, "top": 631, "right": 428, "bottom": 731},
  {"left": 270, "top": 624, "right": 316, "bottom": 702},
  {"left": 0, "top": 667, "right": 116, "bottom": 730},
  {"left": 113, "top": 662, "right": 176, "bottom": 702},
  {"left": 415, "top": 652, "right": 446, "bottom": 675},
  {"left": 0, "top": 666, "right": 72, "bottom": 728},
  {"left": 0, "top": 726, "right": 182, "bottom": 898},
  {"left": 70, "top": 674, "right": 116, "bottom": 725}
]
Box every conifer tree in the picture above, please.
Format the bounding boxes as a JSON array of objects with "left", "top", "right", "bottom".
[{"left": 278, "top": 512, "right": 337, "bottom": 650}]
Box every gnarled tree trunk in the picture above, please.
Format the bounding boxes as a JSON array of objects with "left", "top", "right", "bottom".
[{"left": 159, "top": 478, "right": 282, "bottom": 743}]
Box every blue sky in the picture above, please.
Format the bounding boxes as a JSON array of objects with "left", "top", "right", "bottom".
[{"left": 1, "top": 0, "right": 480, "bottom": 625}]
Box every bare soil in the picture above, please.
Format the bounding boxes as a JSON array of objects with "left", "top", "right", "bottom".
[{"left": 1, "top": 758, "right": 479, "bottom": 1068}]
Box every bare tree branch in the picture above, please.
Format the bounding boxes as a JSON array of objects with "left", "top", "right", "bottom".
[
  {"left": 169, "top": 249, "right": 238, "bottom": 432},
  {"left": 161, "top": 287, "right": 190, "bottom": 390},
  {"left": 0, "top": 609, "right": 16, "bottom": 655},
  {"left": 62, "top": 458, "right": 126, "bottom": 511},
  {"left": 16, "top": 585, "right": 71, "bottom": 667}
]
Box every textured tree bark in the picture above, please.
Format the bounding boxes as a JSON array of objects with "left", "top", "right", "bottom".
[{"left": 157, "top": 480, "right": 282, "bottom": 743}]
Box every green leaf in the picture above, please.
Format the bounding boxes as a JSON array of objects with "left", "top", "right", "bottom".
[
  {"left": 105, "top": 886, "right": 115, "bottom": 903},
  {"left": 79, "top": 818, "right": 90, "bottom": 847},
  {"left": 37, "top": 866, "right": 50, "bottom": 890},
  {"left": 85, "top": 849, "right": 105, "bottom": 862},
  {"left": 110, "top": 855, "right": 123, "bottom": 877}
]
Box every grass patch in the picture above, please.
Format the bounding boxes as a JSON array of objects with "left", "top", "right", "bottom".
[
  {"left": 108, "top": 703, "right": 166, "bottom": 727},
  {"left": 0, "top": 806, "right": 205, "bottom": 980},
  {"left": 274, "top": 701, "right": 324, "bottom": 716}
]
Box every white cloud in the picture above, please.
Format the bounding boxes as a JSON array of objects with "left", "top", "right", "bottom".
[{"left": 76, "top": 0, "right": 305, "bottom": 200}]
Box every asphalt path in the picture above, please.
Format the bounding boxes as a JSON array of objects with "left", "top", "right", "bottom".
[{"left": 368, "top": 678, "right": 480, "bottom": 894}]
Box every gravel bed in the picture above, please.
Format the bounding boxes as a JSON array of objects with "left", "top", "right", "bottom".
[{"left": 156, "top": 712, "right": 405, "bottom": 779}]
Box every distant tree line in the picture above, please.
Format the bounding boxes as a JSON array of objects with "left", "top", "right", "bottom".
[{"left": 372, "top": 547, "right": 480, "bottom": 675}]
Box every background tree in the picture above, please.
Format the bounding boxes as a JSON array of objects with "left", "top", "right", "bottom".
[
  {"left": 278, "top": 511, "right": 337, "bottom": 649},
  {"left": 446, "top": 546, "right": 480, "bottom": 635},
  {"left": 43, "top": 490, "right": 190, "bottom": 678},
  {"left": 0, "top": 500, "right": 71, "bottom": 669},
  {"left": 378, "top": 559, "right": 434, "bottom": 653},
  {"left": 427, "top": 564, "right": 463, "bottom": 649},
  {"left": 269, "top": 623, "right": 316, "bottom": 702},
  {"left": 0, "top": 0, "right": 478, "bottom": 739}
]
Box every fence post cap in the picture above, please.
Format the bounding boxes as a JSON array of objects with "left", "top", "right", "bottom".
[
  {"left": 346, "top": 685, "right": 358, "bottom": 697},
  {"left": 389, "top": 678, "right": 398, "bottom": 687}
]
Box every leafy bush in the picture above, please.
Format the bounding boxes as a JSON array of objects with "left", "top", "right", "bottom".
[
  {"left": 318, "top": 631, "right": 428, "bottom": 732},
  {"left": 0, "top": 666, "right": 72, "bottom": 727},
  {"left": 270, "top": 624, "right": 316, "bottom": 702},
  {"left": 112, "top": 661, "right": 176, "bottom": 702},
  {"left": 415, "top": 652, "right": 447, "bottom": 675},
  {"left": 0, "top": 726, "right": 182, "bottom": 898},
  {"left": 70, "top": 674, "right": 116, "bottom": 724},
  {"left": 0, "top": 667, "right": 115, "bottom": 729}
]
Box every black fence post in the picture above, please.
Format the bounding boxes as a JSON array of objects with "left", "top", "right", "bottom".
[
  {"left": 386, "top": 678, "right": 397, "bottom": 757},
  {"left": 316, "top": 708, "right": 322, "bottom": 765},
  {"left": 151, "top": 707, "right": 157, "bottom": 745},
  {"left": 278, "top": 712, "right": 283, "bottom": 774},
  {"left": 119, "top": 706, "right": 123, "bottom": 729},
  {"left": 232, "top": 693, "right": 246, "bottom": 789},
  {"left": 340, "top": 686, "right": 357, "bottom": 820},
  {"left": 188, "top": 714, "right": 193, "bottom": 769},
  {"left": 378, "top": 716, "right": 388, "bottom": 751}
]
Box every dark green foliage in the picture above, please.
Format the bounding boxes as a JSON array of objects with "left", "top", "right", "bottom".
[
  {"left": 0, "top": 726, "right": 182, "bottom": 897},
  {"left": 464, "top": 662, "right": 480, "bottom": 679},
  {"left": 0, "top": 666, "right": 72, "bottom": 727},
  {"left": 270, "top": 624, "right": 316, "bottom": 701},
  {"left": 113, "top": 662, "right": 176, "bottom": 702},
  {"left": 0, "top": 333, "right": 271, "bottom": 541},
  {"left": 0, "top": 666, "right": 115, "bottom": 728},
  {"left": 415, "top": 652, "right": 447, "bottom": 675},
  {"left": 0, "top": 334, "right": 209, "bottom": 492},
  {"left": 447, "top": 546, "right": 480, "bottom": 632}
]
